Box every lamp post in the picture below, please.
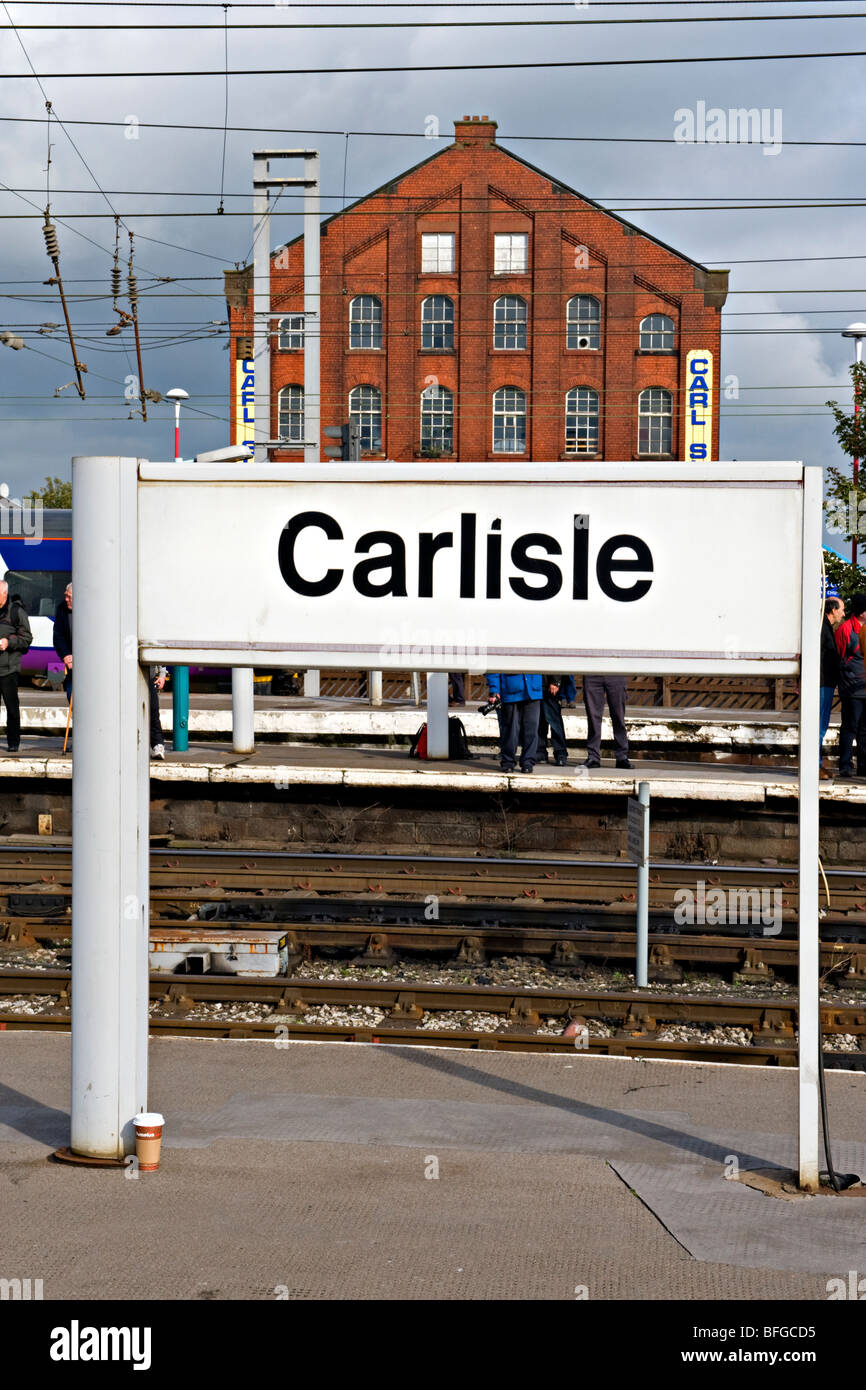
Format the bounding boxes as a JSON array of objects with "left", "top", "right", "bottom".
[
  {"left": 841, "top": 324, "right": 866, "bottom": 569},
  {"left": 165, "top": 389, "right": 190, "bottom": 752},
  {"left": 165, "top": 386, "right": 188, "bottom": 463}
]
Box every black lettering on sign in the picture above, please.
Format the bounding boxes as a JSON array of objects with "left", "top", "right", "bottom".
[
  {"left": 353, "top": 531, "right": 408, "bottom": 597},
  {"left": 509, "top": 533, "right": 563, "bottom": 601},
  {"left": 596, "top": 535, "right": 654, "bottom": 602},
  {"left": 278, "top": 511, "right": 343, "bottom": 596}
]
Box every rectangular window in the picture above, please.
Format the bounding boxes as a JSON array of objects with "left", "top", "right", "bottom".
[
  {"left": 493, "top": 388, "right": 526, "bottom": 453},
  {"left": 421, "top": 234, "right": 455, "bottom": 273},
  {"left": 494, "top": 233, "right": 529, "bottom": 274},
  {"left": 278, "top": 315, "right": 304, "bottom": 350}
]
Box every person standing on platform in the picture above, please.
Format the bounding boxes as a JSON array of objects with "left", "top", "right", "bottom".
[
  {"left": 485, "top": 672, "right": 542, "bottom": 773},
  {"left": 0, "top": 579, "right": 33, "bottom": 753},
  {"left": 537, "top": 674, "right": 576, "bottom": 766},
  {"left": 820, "top": 590, "right": 844, "bottom": 779},
  {"left": 582, "top": 675, "right": 632, "bottom": 770},
  {"left": 150, "top": 666, "right": 168, "bottom": 760},
  {"left": 53, "top": 582, "right": 73, "bottom": 701},
  {"left": 448, "top": 673, "right": 466, "bottom": 706},
  {"left": 835, "top": 592, "right": 866, "bottom": 780}
]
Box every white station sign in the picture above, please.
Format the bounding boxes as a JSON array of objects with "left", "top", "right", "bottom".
[{"left": 138, "top": 462, "right": 805, "bottom": 674}]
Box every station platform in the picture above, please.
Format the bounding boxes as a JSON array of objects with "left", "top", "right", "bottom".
[
  {"left": 0, "top": 732, "right": 862, "bottom": 806},
  {"left": 2, "top": 1032, "right": 865, "bottom": 1300},
  {"left": 13, "top": 688, "right": 831, "bottom": 754}
]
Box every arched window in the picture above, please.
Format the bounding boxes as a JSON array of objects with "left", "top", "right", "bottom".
[
  {"left": 421, "top": 296, "right": 454, "bottom": 351},
  {"left": 639, "top": 314, "right": 675, "bottom": 351},
  {"left": 638, "top": 388, "right": 673, "bottom": 455},
  {"left": 278, "top": 315, "right": 304, "bottom": 350},
  {"left": 493, "top": 386, "right": 526, "bottom": 453},
  {"left": 493, "top": 295, "right": 528, "bottom": 350},
  {"left": 278, "top": 385, "right": 304, "bottom": 444},
  {"left": 565, "top": 387, "right": 599, "bottom": 454},
  {"left": 349, "top": 384, "right": 382, "bottom": 452},
  {"left": 349, "top": 295, "right": 383, "bottom": 349},
  {"left": 566, "top": 296, "right": 601, "bottom": 350},
  {"left": 420, "top": 384, "right": 454, "bottom": 453}
]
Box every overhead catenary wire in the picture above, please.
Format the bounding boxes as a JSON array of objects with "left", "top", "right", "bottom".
[
  {"left": 11, "top": 8, "right": 866, "bottom": 24},
  {"left": 2, "top": 201, "right": 866, "bottom": 217},
  {"left": 5, "top": 48, "right": 866, "bottom": 79},
  {"left": 2, "top": 113, "right": 866, "bottom": 151}
]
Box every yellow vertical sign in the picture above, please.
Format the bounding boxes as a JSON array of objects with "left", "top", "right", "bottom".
[
  {"left": 685, "top": 349, "right": 713, "bottom": 461},
  {"left": 235, "top": 357, "right": 255, "bottom": 455}
]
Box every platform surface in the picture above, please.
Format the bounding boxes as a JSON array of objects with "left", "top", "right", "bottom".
[
  {"left": 2, "top": 1033, "right": 865, "bottom": 1300},
  {"left": 0, "top": 733, "right": 862, "bottom": 804},
  {"left": 11, "top": 688, "right": 828, "bottom": 751}
]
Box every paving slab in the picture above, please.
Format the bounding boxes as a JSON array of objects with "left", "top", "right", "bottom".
[{"left": 1, "top": 1033, "right": 864, "bottom": 1300}]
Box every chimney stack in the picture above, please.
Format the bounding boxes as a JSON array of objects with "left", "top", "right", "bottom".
[{"left": 454, "top": 115, "right": 498, "bottom": 149}]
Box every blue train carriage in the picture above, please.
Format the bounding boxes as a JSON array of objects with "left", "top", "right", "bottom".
[{"left": 0, "top": 507, "right": 71, "bottom": 687}]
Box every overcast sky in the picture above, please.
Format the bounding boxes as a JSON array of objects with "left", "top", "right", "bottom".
[{"left": 0, "top": 0, "right": 863, "bottom": 506}]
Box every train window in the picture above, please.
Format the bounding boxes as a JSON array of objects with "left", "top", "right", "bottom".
[{"left": 1, "top": 570, "right": 71, "bottom": 617}]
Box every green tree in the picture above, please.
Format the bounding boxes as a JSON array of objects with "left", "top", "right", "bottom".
[
  {"left": 29, "top": 475, "right": 72, "bottom": 508},
  {"left": 824, "top": 361, "right": 866, "bottom": 599}
]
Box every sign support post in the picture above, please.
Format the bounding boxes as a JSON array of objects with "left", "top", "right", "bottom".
[
  {"left": 69, "top": 456, "right": 148, "bottom": 1159},
  {"left": 798, "top": 464, "right": 823, "bottom": 1192},
  {"left": 627, "top": 784, "right": 650, "bottom": 986}
]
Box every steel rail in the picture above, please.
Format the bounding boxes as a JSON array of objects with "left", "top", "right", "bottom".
[{"left": 3, "top": 968, "right": 865, "bottom": 1042}]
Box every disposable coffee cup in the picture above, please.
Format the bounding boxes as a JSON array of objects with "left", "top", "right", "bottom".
[{"left": 133, "top": 1112, "right": 165, "bottom": 1171}]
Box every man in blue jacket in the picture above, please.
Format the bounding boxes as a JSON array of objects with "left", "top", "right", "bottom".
[{"left": 486, "top": 672, "right": 542, "bottom": 773}]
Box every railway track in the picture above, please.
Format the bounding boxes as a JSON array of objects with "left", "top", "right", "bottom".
[
  {"left": 5, "top": 914, "right": 866, "bottom": 989},
  {"left": 2, "top": 966, "right": 864, "bottom": 1067},
  {"left": 0, "top": 845, "right": 865, "bottom": 914}
]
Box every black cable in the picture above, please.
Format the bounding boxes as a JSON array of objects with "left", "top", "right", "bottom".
[
  {"left": 6, "top": 49, "right": 866, "bottom": 78},
  {"left": 9, "top": 0, "right": 866, "bottom": 8},
  {"left": 2, "top": 114, "right": 865, "bottom": 150},
  {"left": 3, "top": 200, "right": 866, "bottom": 216},
  {"left": 817, "top": 1042, "right": 842, "bottom": 1191},
  {"left": 14, "top": 9, "right": 866, "bottom": 24}
]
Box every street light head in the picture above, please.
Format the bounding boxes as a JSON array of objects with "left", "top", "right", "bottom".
[
  {"left": 165, "top": 387, "right": 189, "bottom": 401},
  {"left": 842, "top": 322, "right": 866, "bottom": 340},
  {"left": 194, "top": 446, "right": 254, "bottom": 463}
]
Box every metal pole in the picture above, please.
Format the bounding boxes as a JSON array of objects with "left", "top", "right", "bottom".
[
  {"left": 172, "top": 400, "right": 189, "bottom": 751},
  {"left": 798, "top": 462, "right": 823, "bottom": 1192},
  {"left": 70, "top": 456, "right": 147, "bottom": 1159},
  {"left": 230, "top": 153, "right": 273, "bottom": 751},
  {"left": 303, "top": 150, "right": 322, "bottom": 700},
  {"left": 172, "top": 663, "right": 189, "bottom": 752},
  {"left": 636, "top": 780, "right": 650, "bottom": 987},
  {"left": 426, "top": 671, "right": 449, "bottom": 758}
]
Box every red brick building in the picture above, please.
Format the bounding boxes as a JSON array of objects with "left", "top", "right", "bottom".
[{"left": 226, "top": 116, "right": 727, "bottom": 462}]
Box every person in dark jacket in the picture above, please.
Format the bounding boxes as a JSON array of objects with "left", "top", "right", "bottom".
[
  {"left": 486, "top": 672, "right": 542, "bottom": 773},
  {"left": 583, "top": 675, "right": 632, "bottom": 769},
  {"left": 834, "top": 591, "right": 866, "bottom": 779},
  {"left": 537, "top": 674, "right": 576, "bottom": 766},
  {"left": 820, "top": 592, "right": 844, "bottom": 778},
  {"left": 53, "top": 582, "right": 73, "bottom": 702},
  {"left": 0, "top": 579, "right": 33, "bottom": 753}
]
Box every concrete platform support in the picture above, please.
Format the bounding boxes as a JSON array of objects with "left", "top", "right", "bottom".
[
  {"left": 70, "top": 456, "right": 149, "bottom": 1158},
  {"left": 232, "top": 668, "right": 255, "bottom": 753},
  {"left": 426, "top": 672, "right": 449, "bottom": 758}
]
